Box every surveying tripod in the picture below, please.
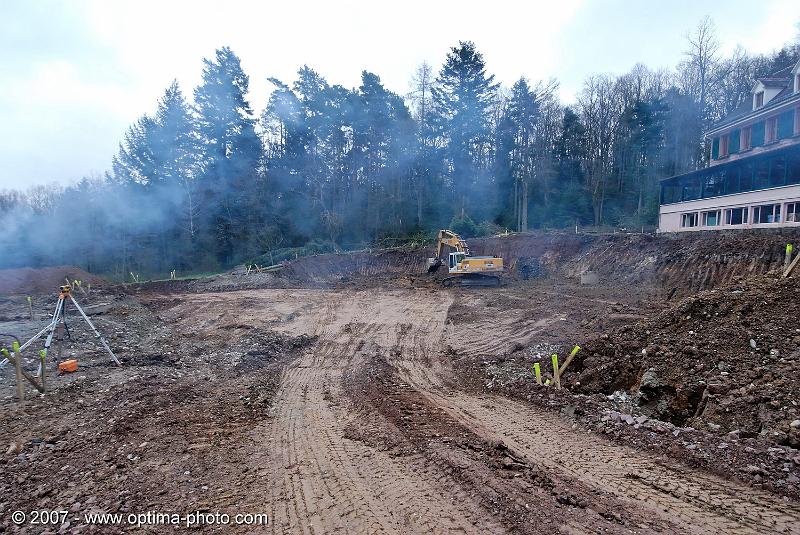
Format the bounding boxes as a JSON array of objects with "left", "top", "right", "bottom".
[{"left": 0, "top": 285, "right": 121, "bottom": 373}]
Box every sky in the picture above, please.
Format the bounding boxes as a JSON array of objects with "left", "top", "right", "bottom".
[{"left": 1, "top": 0, "right": 799, "bottom": 190}]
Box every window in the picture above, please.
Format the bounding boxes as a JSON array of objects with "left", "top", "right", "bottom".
[
  {"left": 740, "top": 126, "right": 752, "bottom": 151},
  {"left": 681, "top": 176, "right": 702, "bottom": 201},
  {"left": 752, "top": 204, "right": 782, "bottom": 224},
  {"left": 740, "top": 162, "right": 754, "bottom": 191},
  {"left": 724, "top": 166, "right": 740, "bottom": 194},
  {"left": 703, "top": 171, "right": 725, "bottom": 197},
  {"left": 787, "top": 202, "right": 800, "bottom": 223},
  {"left": 725, "top": 207, "right": 748, "bottom": 225},
  {"left": 770, "top": 156, "right": 786, "bottom": 187},
  {"left": 789, "top": 154, "right": 800, "bottom": 185},
  {"left": 681, "top": 213, "right": 699, "bottom": 228},
  {"left": 754, "top": 159, "right": 770, "bottom": 189},
  {"left": 719, "top": 134, "right": 729, "bottom": 157},
  {"left": 756, "top": 91, "right": 764, "bottom": 108},
  {"left": 702, "top": 210, "right": 721, "bottom": 226},
  {"left": 766, "top": 117, "right": 778, "bottom": 143}
]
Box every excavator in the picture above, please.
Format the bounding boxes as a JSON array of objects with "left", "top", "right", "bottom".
[{"left": 426, "top": 229, "right": 504, "bottom": 287}]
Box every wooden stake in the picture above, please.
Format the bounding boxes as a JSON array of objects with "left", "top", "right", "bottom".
[
  {"left": 12, "top": 343, "right": 24, "bottom": 402},
  {"left": 39, "top": 350, "right": 46, "bottom": 393},
  {"left": 551, "top": 354, "right": 561, "bottom": 390},
  {"left": 3, "top": 346, "right": 45, "bottom": 396},
  {"left": 27, "top": 296, "right": 33, "bottom": 320},
  {"left": 559, "top": 345, "right": 582, "bottom": 376},
  {"left": 784, "top": 253, "right": 800, "bottom": 278}
]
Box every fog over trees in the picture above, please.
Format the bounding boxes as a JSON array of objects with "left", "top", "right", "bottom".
[{"left": 2, "top": 19, "right": 799, "bottom": 278}]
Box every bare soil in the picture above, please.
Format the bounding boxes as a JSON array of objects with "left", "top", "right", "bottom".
[{"left": 1, "top": 231, "right": 800, "bottom": 534}]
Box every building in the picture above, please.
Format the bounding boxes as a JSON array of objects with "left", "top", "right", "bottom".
[{"left": 658, "top": 58, "right": 800, "bottom": 232}]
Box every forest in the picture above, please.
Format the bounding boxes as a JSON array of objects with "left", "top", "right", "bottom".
[{"left": 2, "top": 18, "right": 799, "bottom": 278}]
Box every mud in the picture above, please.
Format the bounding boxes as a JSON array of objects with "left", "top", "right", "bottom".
[{"left": 1, "top": 234, "right": 800, "bottom": 534}]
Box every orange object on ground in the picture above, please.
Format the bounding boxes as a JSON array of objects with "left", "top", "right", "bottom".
[{"left": 58, "top": 359, "right": 78, "bottom": 373}]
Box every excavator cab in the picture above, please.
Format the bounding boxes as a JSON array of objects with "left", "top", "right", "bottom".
[{"left": 449, "top": 252, "right": 466, "bottom": 271}]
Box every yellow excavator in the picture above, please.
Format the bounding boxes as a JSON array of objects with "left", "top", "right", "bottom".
[{"left": 426, "top": 229, "right": 504, "bottom": 287}]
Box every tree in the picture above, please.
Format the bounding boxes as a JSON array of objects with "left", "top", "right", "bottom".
[
  {"left": 679, "top": 16, "right": 722, "bottom": 124},
  {"left": 505, "top": 78, "right": 539, "bottom": 231},
  {"left": 408, "top": 62, "right": 437, "bottom": 227},
  {"left": 194, "top": 46, "right": 262, "bottom": 264},
  {"left": 432, "top": 41, "right": 498, "bottom": 218}
]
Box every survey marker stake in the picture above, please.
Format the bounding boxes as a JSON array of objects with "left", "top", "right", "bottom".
[
  {"left": 559, "top": 345, "right": 582, "bottom": 376},
  {"left": 552, "top": 354, "right": 561, "bottom": 390}
]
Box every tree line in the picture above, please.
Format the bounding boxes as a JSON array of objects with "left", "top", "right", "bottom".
[{"left": 2, "top": 18, "right": 798, "bottom": 278}]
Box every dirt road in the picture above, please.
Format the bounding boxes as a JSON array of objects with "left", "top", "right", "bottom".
[{"left": 162, "top": 288, "right": 800, "bottom": 534}]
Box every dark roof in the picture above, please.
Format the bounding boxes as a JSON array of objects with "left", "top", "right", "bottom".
[
  {"left": 711, "top": 81, "right": 798, "bottom": 130},
  {"left": 759, "top": 77, "right": 791, "bottom": 89}
]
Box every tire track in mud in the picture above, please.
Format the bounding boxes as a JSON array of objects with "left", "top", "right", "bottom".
[
  {"left": 168, "top": 288, "right": 800, "bottom": 534},
  {"left": 400, "top": 292, "right": 800, "bottom": 535},
  {"left": 256, "top": 291, "right": 503, "bottom": 534},
  {"left": 429, "top": 393, "right": 800, "bottom": 535}
]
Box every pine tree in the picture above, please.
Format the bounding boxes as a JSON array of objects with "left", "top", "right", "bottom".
[
  {"left": 432, "top": 41, "right": 498, "bottom": 217},
  {"left": 193, "top": 46, "right": 262, "bottom": 265}
]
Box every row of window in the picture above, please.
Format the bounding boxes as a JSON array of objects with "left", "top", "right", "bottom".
[
  {"left": 680, "top": 201, "right": 800, "bottom": 228},
  {"left": 661, "top": 147, "right": 800, "bottom": 204},
  {"left": 712, "top": 106, "right": 800, "bottom": 160}
]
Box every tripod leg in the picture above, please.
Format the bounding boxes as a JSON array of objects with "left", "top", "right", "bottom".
[
  {"left": 43, "top": 298, "right": 64, "bottom": 354},
  {"left": 69, "top": 295, "right": 121, "bottom": 366},
  {"left": 37, "top": 298, "right": 64, "bottom": 377},
  {"left": 1, "top": 297, "right": 61, "bottom": 369}
]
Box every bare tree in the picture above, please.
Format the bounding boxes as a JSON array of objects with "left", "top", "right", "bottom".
[
  {"left": 578, "top": 75, "right": 621, "bottom": 225},
  {"left": 680, "top": 16, "right": 722, "bottom": 122}
]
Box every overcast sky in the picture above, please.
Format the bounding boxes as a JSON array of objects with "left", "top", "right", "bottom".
[{"left": 1, "top": 0, "right": 799, "bottom": 190}]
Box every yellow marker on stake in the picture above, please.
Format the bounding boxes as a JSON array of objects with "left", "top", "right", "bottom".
[
  {"left": 552, "top": 354, "right": 561, "bottom": 390},
  {"left": 534, "top": 362, "right": 542, "bottom": 384}
]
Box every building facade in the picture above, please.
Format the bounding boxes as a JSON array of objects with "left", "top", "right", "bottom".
[{"left": 658, "top": 59, "right": 800, "bottom": 232}]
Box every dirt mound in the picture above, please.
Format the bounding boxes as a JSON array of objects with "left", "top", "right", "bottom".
[
  {"left": 0, "top": 266, "right": 107, "bottom": 295},
  {"left": 281, "top": 247, "right": 426, "bottom": 283},
  {"left": 571, "top": 273, "right": 800, "bottom": 447},
  {"left": 470, "top": 229, "right": 800, "bottom": 295}
]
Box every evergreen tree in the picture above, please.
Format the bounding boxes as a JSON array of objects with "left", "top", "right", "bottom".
[
  {"left": 193, "top": 47, "right": 262, "bottom": 264},
  {"left": 432, "top": 41, "right": 498, "bottom": 218}
]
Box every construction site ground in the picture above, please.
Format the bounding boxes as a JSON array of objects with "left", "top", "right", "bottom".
[{"left": 1, "top": 231, "right": 800, "bottom": 534}]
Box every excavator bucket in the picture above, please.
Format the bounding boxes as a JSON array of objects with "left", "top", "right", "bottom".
[{"left": 427, "top": 258, "right": 442, "bottom": 273}]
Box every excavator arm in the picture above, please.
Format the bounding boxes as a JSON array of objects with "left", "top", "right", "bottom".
[{"left": 428, "top": 230, "right": 469, "bottom": 272}]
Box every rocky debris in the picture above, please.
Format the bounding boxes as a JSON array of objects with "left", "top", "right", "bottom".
[
  {"left": 572, "top": 274, "right": 800, "bottom": 451},
  {"left": 490, "top": 379, "right": 800, "bottom": 500},
  {"left": 0, "top": 293, "right": 311, "bottom": 534}
]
